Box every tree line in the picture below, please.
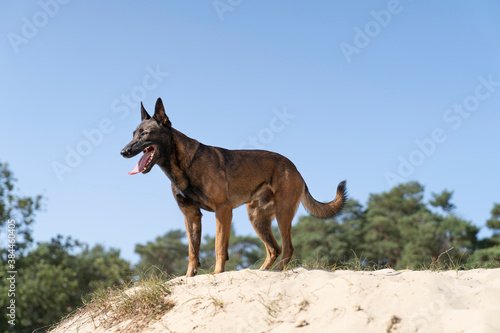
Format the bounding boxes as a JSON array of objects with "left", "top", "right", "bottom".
[
  {"left": 136, "top": 182, "right": 500, "bottom": 274},
  {"left": 1, "top": 162, "right": 499, "bottom": 331}
]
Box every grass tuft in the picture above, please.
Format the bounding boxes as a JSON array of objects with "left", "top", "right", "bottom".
[
  {"left": 53, "top": 272, "right": 175, "bottom": 333},
  {"left": 275, "top": 248, "right": 500, "bottom": 272}
]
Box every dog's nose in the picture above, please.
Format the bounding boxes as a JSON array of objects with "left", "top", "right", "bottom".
[{"left": 120, "top": 148, "right": 129, "bottom": 157}]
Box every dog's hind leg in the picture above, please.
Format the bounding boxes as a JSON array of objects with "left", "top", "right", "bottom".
[
  {"left": 247, "top": 186, "right": 281, "bottom": 270},
  {"left": 274, "top": 190, "right": 301, "bottom": 270},
  {"left": 214, "top": 204, "right": 233, "bottom": 274}
]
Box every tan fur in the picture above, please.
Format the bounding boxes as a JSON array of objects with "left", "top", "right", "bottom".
[{"left": 121, "top": 98, "right": 347, "bottom": 277}]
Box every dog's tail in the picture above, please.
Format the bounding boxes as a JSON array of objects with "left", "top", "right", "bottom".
[{"left": 301, "top": 180, "right": 347, "bottom": 218}]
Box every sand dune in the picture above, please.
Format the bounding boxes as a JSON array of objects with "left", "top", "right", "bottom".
[{"left": 52, "top": 267, "right": 500, "bottom": 333}]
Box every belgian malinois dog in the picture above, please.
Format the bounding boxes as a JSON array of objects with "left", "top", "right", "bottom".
[{"left": 121, "top": 98, "right": 347, "bottom": 277}]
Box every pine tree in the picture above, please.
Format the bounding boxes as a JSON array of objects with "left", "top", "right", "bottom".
[{"left": 469, "top": 203, "right": 500, "bottom": 266}]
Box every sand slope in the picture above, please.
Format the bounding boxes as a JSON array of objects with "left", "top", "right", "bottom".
[{"left": 52, "top": 268, "right": 500, "bottom": 333}]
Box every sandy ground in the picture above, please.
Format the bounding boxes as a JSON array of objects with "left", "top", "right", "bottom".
[{"left": 52, "top": 267, "right": 500, "bottom": 333}]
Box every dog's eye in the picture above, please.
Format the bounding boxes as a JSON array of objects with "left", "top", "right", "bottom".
[{"left": 141, "top": 131, "right": 148, "bottom": 136}]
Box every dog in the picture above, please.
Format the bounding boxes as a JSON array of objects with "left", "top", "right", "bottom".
[{"left": 121, "top": 98, "right": 347, "bottom": 277}]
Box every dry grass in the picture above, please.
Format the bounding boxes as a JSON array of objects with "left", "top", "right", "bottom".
[
  {"left": 51, "top": 273, "right": 175, "bottom": 333},
  {"left": 280, "top": 248, "right": 500, "bottom": 273}
]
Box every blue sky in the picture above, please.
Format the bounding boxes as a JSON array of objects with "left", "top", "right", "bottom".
[{"left": 1, "top": 1, "right": 499, "bottom": 264}]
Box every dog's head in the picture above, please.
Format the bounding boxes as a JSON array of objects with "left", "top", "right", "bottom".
[{"left": 121, "top": 98, "right": 171, "bottom": 175}]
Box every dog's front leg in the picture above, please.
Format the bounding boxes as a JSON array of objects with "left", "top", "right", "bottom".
[
  {"left": 182, "top": 208, "right": 202, "bottom": 277},
  {"left": 214, "top": 204, "right": 233, "bottom": 274}
]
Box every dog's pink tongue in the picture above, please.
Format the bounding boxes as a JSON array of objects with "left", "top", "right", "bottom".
[
  {"left": 127, "top": 164, "right": 141, "bottom": 175},
  {"left": 127, "top": 150, "right": 152, "bottom": 175}
]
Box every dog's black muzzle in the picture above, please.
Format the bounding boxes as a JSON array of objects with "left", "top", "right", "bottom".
[
  {"left": 121, "top": 140, "right": 151, "bottom": 158},
  {"left": 120, "top": 146, "right": 134, "bottom": 158}
]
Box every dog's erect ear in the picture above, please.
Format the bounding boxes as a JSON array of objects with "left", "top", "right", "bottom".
[
  {"left": 141, "top": 102, "right": 151, "bottom": 121},
  {"left": 152, "top": 97, "right": 171, "bottom": 127}
]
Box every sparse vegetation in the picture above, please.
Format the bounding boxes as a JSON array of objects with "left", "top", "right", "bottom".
[
  {"left": 55, "top": 273, "right": 175, "bottom": 333},
  {"left": 209, "top": 293, "right": 225, "bottom": 312}
]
